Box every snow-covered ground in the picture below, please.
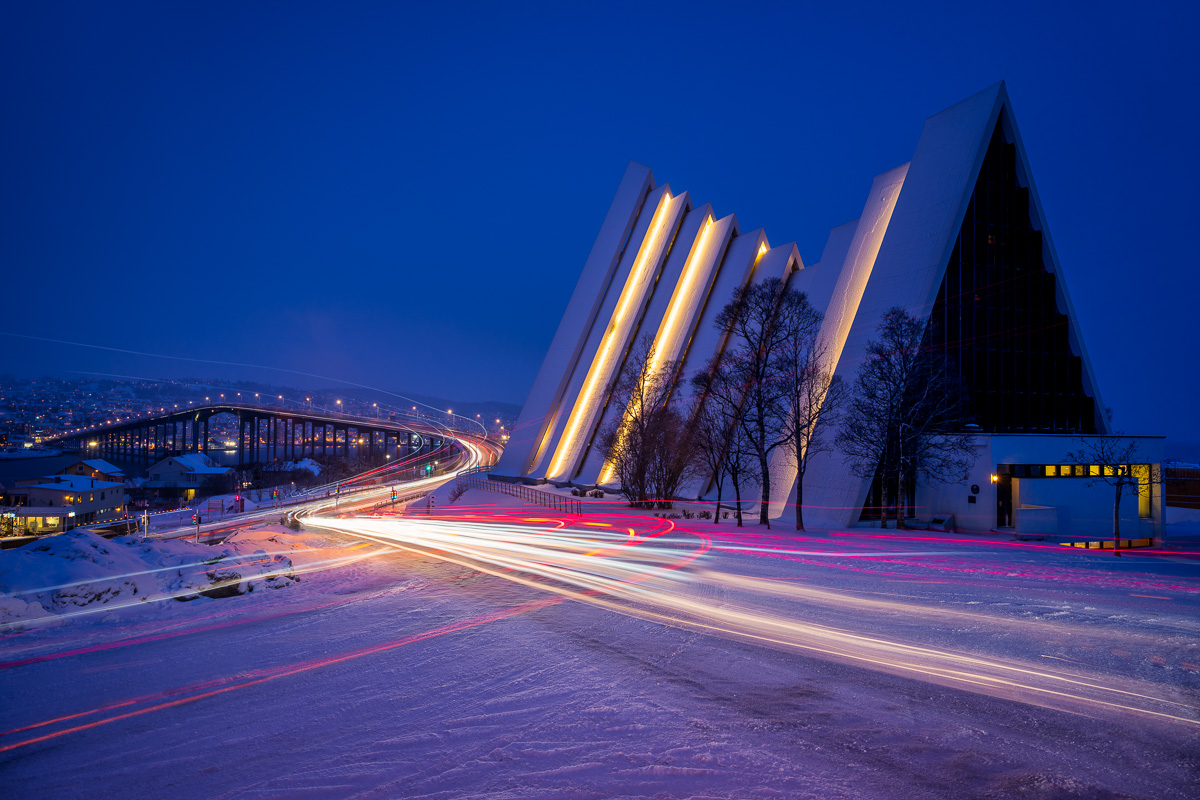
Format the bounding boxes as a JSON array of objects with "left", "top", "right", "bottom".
[
  {"left": 1, "top": 490, "right": 1198, "bottom": 798},
  {"left": 0, "top": 529, "right": 300, "bottom": 628}
]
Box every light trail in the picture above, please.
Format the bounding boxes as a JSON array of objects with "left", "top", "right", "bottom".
[{"left": 311, "top": 514, "right": 1200, "bottom": 727}]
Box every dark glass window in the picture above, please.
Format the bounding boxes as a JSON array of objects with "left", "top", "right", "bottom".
[
  {"left": 859, "top": 119, "right": 1101, "bottom": 523},
  {"left": 927, "top": 121, "right": 1099, "bottom": 435}
]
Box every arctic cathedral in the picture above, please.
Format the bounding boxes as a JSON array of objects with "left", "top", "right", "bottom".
[{"left": 494, "top": 83, "right": 1165, "bottom": 542}]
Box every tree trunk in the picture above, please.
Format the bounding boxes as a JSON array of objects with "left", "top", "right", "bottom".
[
  {"left": 896, "top": 471, "right": 908, "bottom": 530},
  {"left": 795, "top": 468, "right": 805, "bottom": 531},
  {"left": 713, "top": 481, "right": 722, "bottom": 524},
  {"left": 1113, "top": 482, "right": 1123, "bottom": 556},
  {"left": 759, "top": 452, "right": 771, "bottom": 528},
  {"left": 734, "top": 475, "right": 743, "bottom": 527},
  {"left": 879, "top": 478, "right": 889, "bottom": 530}
]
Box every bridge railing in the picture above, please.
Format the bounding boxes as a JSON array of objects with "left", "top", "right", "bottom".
[{"left": 455, "top": 473, "right": 582, "bottom": 516}]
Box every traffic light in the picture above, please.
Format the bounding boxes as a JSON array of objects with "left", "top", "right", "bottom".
[
  {"left": 425, "top": 464, "right": 433, "bottom": 473},
  {"left": 192, "top": 514, "right": 198, "bottom": 524},
  {"left": 390, "top": 488, "right": 397, "bottom": 500}
]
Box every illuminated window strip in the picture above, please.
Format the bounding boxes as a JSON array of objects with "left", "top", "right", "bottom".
[
  {"left": 546, "top": 192, "right": 675, "bottom": 481},
  {"left": 599, "top": 215, "right": 714, "bottom": 484}
]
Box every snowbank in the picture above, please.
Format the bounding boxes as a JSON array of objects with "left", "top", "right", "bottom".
[
  {"left": 281, "top": 457, "right": 321, "bottom": 476},
  {"left": 0, "top": 530, "right": 298, "bottom": 628}
]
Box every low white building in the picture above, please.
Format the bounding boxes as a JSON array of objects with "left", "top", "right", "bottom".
[
  {"left": 5, "top": 474, "right": 127, "bottom": 534},
  {"left": 917, "top": 435, "right": 1164, "bottom": 544}
]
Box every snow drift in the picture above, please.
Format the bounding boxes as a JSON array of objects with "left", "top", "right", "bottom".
[{"left": 0, "top": 530, "right": 298, "bottom": 627}]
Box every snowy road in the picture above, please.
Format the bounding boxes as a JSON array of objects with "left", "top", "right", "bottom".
[{"left": 2, "top": 494, "right": 1198, "bottom": 798}]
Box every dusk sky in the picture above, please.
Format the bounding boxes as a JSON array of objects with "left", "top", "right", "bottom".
[{"left": 2, "top": 2, "right": 1196, "bottom": 450}]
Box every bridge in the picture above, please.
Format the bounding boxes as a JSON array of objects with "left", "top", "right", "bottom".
[{"left": 48, "top": 404, "right": 461, "bottom": 467}]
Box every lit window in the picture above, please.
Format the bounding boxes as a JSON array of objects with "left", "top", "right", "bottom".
[
  {"left": 1130, "top": 464, "right": 1151, "bottom": 518},
  {"left": 1045, "top": 465, "right": 1057, "bottom": 476}
]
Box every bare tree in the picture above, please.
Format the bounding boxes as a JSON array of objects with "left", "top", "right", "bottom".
[
  {"left": 836, "top": 307, "right": 976, "bottom": 528},
  {"left": 646, "top": 406, "right": 697, "bottom": 508},
  {"left": 691, "top": 354, "right": 762, "bottom": 527},
  {"left": 599, "top": 336, "right": 685, "bottom": 508},
  {"left": 1064, "top": 434, "right": 1147, "bottom": 556},
  {"left": 689, "top": 392, "right": 732, "bottom": 523},
  {"left": 713, "top": 278, "right": 818, "bottom": 527},
  {"left": 782, "top": 339, "right": 846, "bottom": 531}
]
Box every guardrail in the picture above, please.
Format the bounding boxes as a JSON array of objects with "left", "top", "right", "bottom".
[
  {"left": 372, "top": 490, "right": 430, "bottom": 510},
  {"left": 455, "top": 473, "right": 582, "bottom": 516}
]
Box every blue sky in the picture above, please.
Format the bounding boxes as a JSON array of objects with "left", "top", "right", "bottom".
[{"left": 2, "top": 2, "right": 1196, "bottom": 451}]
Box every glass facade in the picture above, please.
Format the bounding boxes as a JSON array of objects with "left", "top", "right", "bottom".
[{"left": 928, "top": 121, "right": 1099, "bottom": 434}]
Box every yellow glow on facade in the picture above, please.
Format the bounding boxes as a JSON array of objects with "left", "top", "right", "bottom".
[
  {"left": 546, "top": 191, "right": 675, "bottom": 481},
  {"left": 815, "top": 168, "right": 907, "bottom": 390},
  {"left": 599, "top": 215, "right": 715, "bottom": 485}
]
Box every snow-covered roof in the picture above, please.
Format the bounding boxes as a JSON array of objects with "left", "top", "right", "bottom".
[
  {"left": 78, "top": 459, "right": 125, "bottom": 476},
  {"left": 23, "top": 475, "right": 125, "bottom": 492},
  {"left": 154, "top": 454, "right": 232, "bottom": 474}
]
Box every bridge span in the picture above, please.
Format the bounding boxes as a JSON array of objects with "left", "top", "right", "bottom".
[{"left": 48, "top": 404, "right": 459, "bottom": 467}]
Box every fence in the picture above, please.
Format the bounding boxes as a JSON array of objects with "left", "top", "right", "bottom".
[{"left": 455, "top": 473, "right": 583, "bottom": 516}]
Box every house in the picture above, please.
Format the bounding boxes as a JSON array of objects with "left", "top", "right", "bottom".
[
  {"left": 4, "top": 474, "right": 127, "bottom": 535},
  {"left": 58, "top": 458, "right": 126, "bottom": 483},
  {"left": 144, "top": 454, "right": 233, "bottom": 500}
]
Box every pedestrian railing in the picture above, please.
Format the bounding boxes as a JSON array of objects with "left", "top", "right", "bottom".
[{"left": 455, "top": 473, "right": 583, "bottom": 516}]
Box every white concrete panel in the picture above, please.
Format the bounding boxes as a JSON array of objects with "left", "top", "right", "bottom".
[
  {"left": 576, "top": 205, "right": 722, "bottom": 486},
  {"left": 522, "top": 183, "right": 677, "bottom": 479},
  {"left": 539, "top": 188, "right": 691, "bottom": 482},
  {"left": 770, "top": 221, "right": 860, "bottom": 525},
  {"left": 705, "top": 242, "right": 801, "bottom": 514},
  {"left": 495, "top": 161, "right": 655, "bottom": 478},
  {"left": 672, "top": 228, "right": 764, "bottom": 412},
  {"left": 795, "top": 164, "right": 910, "bottom": 527}
]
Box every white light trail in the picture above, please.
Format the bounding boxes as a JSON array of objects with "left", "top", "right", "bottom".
[{"left": 310, "top": 515, "right": 1200, "bottom": 727}]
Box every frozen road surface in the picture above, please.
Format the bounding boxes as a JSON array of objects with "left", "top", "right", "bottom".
[{"left": 2, "top": 493, "right": 1198, "bottom": 799}]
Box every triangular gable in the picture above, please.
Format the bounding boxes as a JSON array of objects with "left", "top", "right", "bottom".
[{"left": 803, "top": 82, "right": 1107, "bottom": 526}]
